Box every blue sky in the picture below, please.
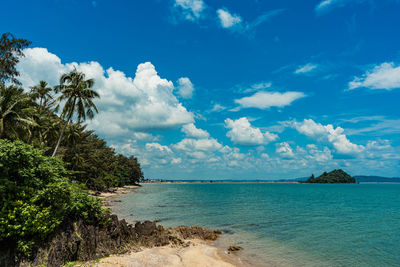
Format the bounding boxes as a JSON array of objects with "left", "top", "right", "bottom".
[{"left": 2, "top": 0, "right": 400, "bottom": 179}]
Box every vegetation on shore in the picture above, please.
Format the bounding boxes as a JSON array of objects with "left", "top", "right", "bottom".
[
  {"left": 301, "top": 169, "right": 356, "bottom": 184},
  {"left": 0, "top": 32, "right": 144, "bottom": 262}
]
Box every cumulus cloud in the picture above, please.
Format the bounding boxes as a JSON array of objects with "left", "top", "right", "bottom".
[
  {"left": 234, "top": 91, "right": 306, "bottom": 110},
  {"left": 276, "top": 142, "right": 295, "bottom": 158},
  {"left": 306, "top": 144, "right": 333, "bottom": 162},
  {"left": 225, "top": 117, "right": 278, "bottom": 146},
  {"left": 181, "top": 123, "right": 210, "bottom": 139},
  {"left": 17, "top": 48, "right": 194, "bottom": 137},
  {"left": 174, "top": 0, "right": 206, "bottom": 21},
  {"left": 131, "top": 132, "right": 159, "bottom": 141},
  {"left": 174, "top": 138, "right": 222, "bottom": 152},
  {"left": 145, "top": 142, "right": 172, "bottom": 153},
  {"left": 295, "top": 63, "right": 318, "bottom": 74},
  {"left": 349, "top": 62, "right": 400, "bottom": 90},
  {"left": 217, "top": 8, "right": 242, "bottom": 28},
  {"left": 287, "top": 119, "right": 364, "bottom": 155},
  {"left": 176, "top": 77, "right": 194, "bottom": 98}
]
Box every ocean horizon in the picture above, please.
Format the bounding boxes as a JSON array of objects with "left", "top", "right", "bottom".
[{"left": 112, "top": 183, "right": 400, "bottom": 267}]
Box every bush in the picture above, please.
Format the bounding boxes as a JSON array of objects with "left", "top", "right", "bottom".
[{"left": 0, "top": 139, "right": 105, "bottom": 257}]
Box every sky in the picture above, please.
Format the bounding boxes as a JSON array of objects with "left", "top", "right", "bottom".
[{"left": 2, "top": 0, "right": 400, "bottom": 179}]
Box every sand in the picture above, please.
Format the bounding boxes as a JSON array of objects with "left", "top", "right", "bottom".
[
  {"left": 76, "top": 240, "right": 246, "bottom": 267},
  {"left": 95, "top": 185, "right": 140, "bottom": 208},
  {"left": 85, "top": 185, "right": 250, "bottom": 267}
]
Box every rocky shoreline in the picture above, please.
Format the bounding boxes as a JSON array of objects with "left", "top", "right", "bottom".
[{"left": 3, "top": 185, "right": 248, "bottom": 267}]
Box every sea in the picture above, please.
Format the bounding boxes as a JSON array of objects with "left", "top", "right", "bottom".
[{"left": 111, "top": 183, "right": 400, "bottom": 267}]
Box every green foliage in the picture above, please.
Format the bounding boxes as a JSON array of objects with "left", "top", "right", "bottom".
[
  {"left": 52, "top": 69, "right": 100, "bottom": 157},
  {"left": 0, "top": 140, "right": 104, "bottom": 257},
  {"left": 0, "top": 32, "right": 31, "bottom": 85},
  {"left": 303, "top": 169, "right": 356, "bottom": 184},
  {"left": 62, "top": 133, "right": 144, "bottom": 191},
  {"left": 0, "top": 83, "right": 36, "bottom": 140}
]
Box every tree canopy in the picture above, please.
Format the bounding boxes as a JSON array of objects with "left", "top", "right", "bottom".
[
  {"left": 0, "top": 140, "right": 105, "bottom": 257},
  {"left": 0, "top": 33, "right": 31, "bottom": 84},
  {"left": 302, "top": 169, "right": 356, "bottom": 184}
]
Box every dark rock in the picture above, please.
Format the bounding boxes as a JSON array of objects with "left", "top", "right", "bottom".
[
  {"left": 227, "top": 245, "right": 243, "bottom": 252},
  {"left": 3, "top": 214, "right": 222, "bottom": 267}
]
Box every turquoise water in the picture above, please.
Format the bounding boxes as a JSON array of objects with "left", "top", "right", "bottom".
[{"left": 112, "top": 183, "right": 400, "bottom": 267}]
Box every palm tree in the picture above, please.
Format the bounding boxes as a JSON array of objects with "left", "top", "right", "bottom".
[
  {"left": 30, "top": 80, "right": 53, "bottom": 110},
  {"left": 52, "top": 69, "right": 99, "bottom": 157},
  {"left": 0, "top": 83, "right": 36, "bottom": 139}
]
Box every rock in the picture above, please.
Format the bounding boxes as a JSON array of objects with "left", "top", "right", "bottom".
[
  {"left": 169, "top": 225, "right": 222, "bottom": 241},
  {"left": 4, "top": 214, "right": 222, "bottom": 267},
  {"left": 227, "top": 245, "right": 243, "bottom": 252}
]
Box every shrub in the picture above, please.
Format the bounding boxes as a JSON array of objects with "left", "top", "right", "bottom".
[{"left": 0, "top": 139, "right": 104, "bottom": 257}]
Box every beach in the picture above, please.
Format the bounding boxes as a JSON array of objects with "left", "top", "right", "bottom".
[
  {"left": 79, "top": 240, "right": 246, "bottom": 267},
  {"left": 89, "top": 185, "right": 248, "bottom": 267}
]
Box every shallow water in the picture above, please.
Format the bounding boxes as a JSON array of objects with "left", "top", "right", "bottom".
[{"left": 112, "top": 183, "right": 400, "bottom": 267}]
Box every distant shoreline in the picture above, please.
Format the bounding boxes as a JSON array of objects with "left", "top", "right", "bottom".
[{"left": 145, "top": 180, "right": 300, "bottom": 184}]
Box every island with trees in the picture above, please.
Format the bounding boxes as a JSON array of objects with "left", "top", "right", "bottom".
[{"left": 301, "top": 169, "right": 356, "bottom": 184}]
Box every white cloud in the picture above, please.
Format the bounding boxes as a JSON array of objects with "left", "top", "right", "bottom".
[
  {"left": 145, "top": 142, "right": 172, "bottom": 153},
  {"left": 176, "top": 77, "right": 194, "bottom": 98},
  {"left": 276, "top": 142, "right": 295, "bottom": 158},
  {"left": 315, "top": 0, "right": 366, "bottom": 15},
  {"left": 171, "top": 158, "right": 182, "bottom": 164},
  {"left": 288, "top": 119, "right": 364, "bottom": 155},
  {"left": 131, "top": 132, "right": 159, "bottom": 141},
  {"left": 182, "top": 123, "right": 210, "bottom": 139},
  {"left": 210, "top": 103, "right": 226, "bottom": 112},
  {"left": 17, "top": 48, "right": 194, "bottom": 137},
  {"left": 113, "top": 143, "right": 138, "bottom": 155},
  {"left": 225, "top": 117, "right": 278, "bottom": 146},
  {"left": 217, "top": 8, "right": 242, "bottom": 28},
  {"left": 235, "top": 91, "right": 306, "bottom": 110},
  {"left": 174, "top": 0, "right": 206, "bottom": 21},
  {"left": 295, "top": 63, "right": 318, "bottom": 74},
  {"left": 349, "top": 62, "right": 400, "bottom": 90},
  {"left": 174, "top": 138, "right": 222, "bottom": 152},
  {"left": 217, "top": 8, "right": 284, "bottom": 33},
  {"left": 306, "top": 144, "right": 333, "bottom": 162}
]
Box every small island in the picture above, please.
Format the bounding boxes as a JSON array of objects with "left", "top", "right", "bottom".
[{"left": 301, "top": 169, "right": 356, "bottom": 184}]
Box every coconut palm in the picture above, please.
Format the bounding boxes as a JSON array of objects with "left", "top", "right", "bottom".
[
  {"left": 0, "top": 83, "right": 36, "bottom": 139},
  {"left": 52, "top": 69, "right": 99, "bottom": 157},
  {"left": 30, "top": 80, "right": 54, "bottom": 110}
]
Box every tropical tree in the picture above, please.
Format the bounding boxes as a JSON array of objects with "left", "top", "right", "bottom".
[
  {"left": 0, "top": 83, "right": 36, "bottom": 139},
  {"left": 52, "top": 69, "right": 99, "bottom": 157},
  {"left": 30, "top": 80, "right": 54, "bottom": 110},
  {"left": 0, "top": 32, "right": 31, "bottom": 84}
]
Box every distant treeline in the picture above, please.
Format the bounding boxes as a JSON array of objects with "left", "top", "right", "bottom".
[{"left": 354, "top": 176, "right": 400, "bottom": 183}]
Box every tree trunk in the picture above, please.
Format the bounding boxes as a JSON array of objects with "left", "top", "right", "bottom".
[
  {"left": 52, "top": 97, "right": 76, "bottom": 157},
  {"left": 51, "top": 118, "right": 69, "bottom": 157}
]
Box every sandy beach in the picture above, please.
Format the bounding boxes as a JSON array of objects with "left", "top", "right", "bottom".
[
  {"left": 78, "top": 240, "right": 246, "bottom": 267},
  {"left": 86, "top": 185, "right": 249, "bottom": 267}
]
